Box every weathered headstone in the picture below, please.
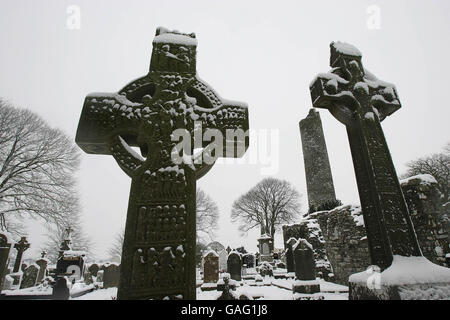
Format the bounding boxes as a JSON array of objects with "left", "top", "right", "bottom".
[
  {"left": 218, "top": 249, "right": 228, "bottom": 272},
  {"left": 286, "top": 237, "right": 297, "bottom": 273},
  {"left": 0, "top": 232, "right": 12, "bottom": 293},
  {"left": 310, "top": 42, "right": 450, "bottom": 299},
  {"left": 36, "top": 251, "right": 49, "bottom": 283},
  {"left": 300, "top": 108, "right": 337, "bottom": 211},
  {"left": 227, "top": 251, "right": 242, "bottom": 281},
  {"left": 75, "top": 27, "right": 249, "bottom": 300},
  {"left": 96, "top": 270, "right": 104, "bottom": 283},
  {"left": 203, "top": 251, "right": 219, "bottom": 283},
  {"left": 56, "top": 250, "right": 86, "bottom": 282},
  {"left": 257, "top": 234, "right": 273, "bottom": 263},
  {"left": 13, "top": 237, "right": 30, "bottom": 273},
  {"left": 88, "top": 263, "right": 99, "bottom": 277},
  {"left": 58, "top": 227, "right": 73, "bottom": 259},
  {"left": 292, "top": 239, "right": 320, "bottom": 294},
  {"left": 20, "top": 264, "right": 39, "bottom": 289},
  {"left": 103, "top": 263, "right": 120, "bottom": 288},
  {"left": 52, "top": 277, "right": 70, "bottom": 300}
]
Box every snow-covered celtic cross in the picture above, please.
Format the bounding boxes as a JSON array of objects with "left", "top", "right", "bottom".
[
  {"left": 76, "top": 27, "right": 249, "bottom": 299},
  {"left": 310, "top": 42, "right": 422, "bottom": 270}
]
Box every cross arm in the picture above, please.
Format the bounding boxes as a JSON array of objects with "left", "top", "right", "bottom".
[
  {"left": 75, "top": 92, "right": 146, "bottom": 155},
  {"left": 310, "top": 70, "right": 357, "bottom": 125}
]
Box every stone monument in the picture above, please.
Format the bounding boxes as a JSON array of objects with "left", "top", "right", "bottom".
[
  {"left": 310, "top": 41, "right": 450, "bottom": 299},
  {"left": 75, "top": 27, "right": 249, "bottom": 299},
  {"left": 300, "top": 108, "right": 337, "bottom": 211}
]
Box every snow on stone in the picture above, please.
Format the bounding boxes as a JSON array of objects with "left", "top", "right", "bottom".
[
  {"left": 63, "top": 250, "right": 86, "bottom": 258},
  {"left": 349, "top": 206, "right": 364, "bottom": 227},
  {"left": 153, "top": 29, "right": 197, "bottom": 46},
  {"left": 364, "top": 112, "right": 375, "bottom": 121},
  {"left": 400, "top": 174, "right": 438, "bottom": 186},
  {"left": 332, "top": 41, "right": 362, "bottom": 56},
  {"left": 203, "top": 249, "right": 218, "bottom": 258},
  {"left": 349, "top": 255, "right": 450, "bottom": 285},
  {"left": 257, "top": 233, "right": 272, "bottom": 240},
  {"left": 292, "top": 238, "right": 313, "bottom": 251}
]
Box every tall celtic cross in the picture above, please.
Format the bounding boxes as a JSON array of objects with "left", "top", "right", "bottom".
[
  {"left": 76, "top": 27, "right": 249, "bottom": 299},
  {"left": 13, "top": 236, "right": 30, "bottom": 273},
  {"left": 310, "top": 42, "right": 422, "bottom": 270}
]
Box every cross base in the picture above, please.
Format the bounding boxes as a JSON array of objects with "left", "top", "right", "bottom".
[{"left": 349, "top": 281, "right": 450, "bottom": 300}]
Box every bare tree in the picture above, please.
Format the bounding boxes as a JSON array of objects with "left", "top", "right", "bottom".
[
  {"left": 196, "top": 188, "right": 219, "bottom": 243},
  {"left": 0, "top": 99, "right": 81, "bottom": 231},
  {"left": 231, "top": 178, "right": 301, "bottom": 241},
  {"left": 42, "top": 211, "right": 94, "bottom": 263},
  {"left": 403, "top": 142, "right": 450, "bottom": 202},
  {"left": 107, "top": 229, "right": 124, "bottom": 263}
]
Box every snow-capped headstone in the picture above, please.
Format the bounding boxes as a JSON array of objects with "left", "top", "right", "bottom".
[
  {"left": 285, "top": 237, "right": 297, "bottom": 273},
  {"left": 310, "top": 42, "right": 449, "bottom": 299},
  {"left": 36, "top": 251, "right": 49, "bottom": 283},
  {"left": 102, "top": 263, "right": 120, "bottom": 288},
  {"left": 75, "top": 27, "right": 249, "bottom": 300},
  {"left": 299, "top": 108, "right": 337, "bottom": 211},
  {"left": 13, "top": 237, "right": 30, "bottom": 273},
  {"left": 0, "top": 232, "right": 12, "bottom": 293},
  {"left": 203, "top": 250, "right": 219, "bottom": 283},
  {"left": 227, "top": 251, "right": 242, "bottom": 281},
  {"left": 20, "top": 264, "right": 39, "bottom": 289},
  {"left": 257, "top": 234, "right": 273, "bottom": 264},
  {"left": 292, "top": 239, "right": 320, "bottom": 294}
]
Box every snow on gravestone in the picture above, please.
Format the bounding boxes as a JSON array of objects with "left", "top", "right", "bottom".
[
  {"left": 292, "top": 238, "right": 320, "bottom": 295},
  {"left": 20, "top": 264, "right": 39, "bottom": 289},
  {"left": 75, "top": 27, "right": 249, "bottom": 300},
  {"left": 203, "top": 250, "right": 219, "bottom": 283},
  {"left": 310, "top": 41, "right": 450, "bottom": 299},
  {"left": 227, "top": 251, "right": 242, "bottom": 282}
]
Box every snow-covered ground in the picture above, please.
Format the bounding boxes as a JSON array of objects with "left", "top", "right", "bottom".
[{"left": 71, "top": 278, "right": 348, "bottom": 300}]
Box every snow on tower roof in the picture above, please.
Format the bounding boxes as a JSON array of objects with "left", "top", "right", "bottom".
[
  {"left": 332, "top": 41, "right": 362, "bottom": 57},
  {"left": 153, "top": 27, "right": 197, "bottom": 46}
]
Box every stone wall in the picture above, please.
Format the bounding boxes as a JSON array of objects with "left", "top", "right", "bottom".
[{"left": 309, "top": 174, "right": 448, "bottom": 285}]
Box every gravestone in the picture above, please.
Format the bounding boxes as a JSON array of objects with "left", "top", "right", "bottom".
[
  {"left": 103, "top": 263, "right": 120, "bottom": 288},
  {"left": 218, "top": 249, "right": 228, "bottom": 272},
  {"left": 88, "top": 263, "right": 100, "bottom": 277},
  {"left": 36, "top": 251, "right": 49, "bottom": 283},
  {"left": 56, "top": 250, "right": 86, "bottom": 282},
  {"left": 13, "top": 237, "right": 30, "bottom": 273},
  {"left": 20, "top": 264, "right": 39, "bottom": 289},
  {"left": 58, "top": 227, "right": 73, "bottom": 258},
  {"left": 292, "top": 239, "right": 320, "bottom": 294},
  {"left": 300, "top": 108, "right": 337, "bottom": 211},
  {"left": 52, "top": 277, "right": 70, "bottom": 300},
  {"left": 257, "top": 234, "right": 273, "bottom": 263},
  {"left": 227, "top": 251, "right": 242, "bottom": 281},
  {"left": 96, "top": 270, "right": 104, "bottom": 283},
  {"left": 242, "top": 253, "right": 255, "bottom": 268},
  {"left": 75, "top": 27, "right": 249, "bottom": 300},
  {"left": 203, "top": 251, "right": 219, "bottom": 283},
  {"left": 310, "top": 42, "right": 450, "bottom": 299},
  {"left": 286, "top": 237, "right": 297, "bottom": 273},
  {"left": 0, "top": 232, "right": 12, "bottom": 293}
]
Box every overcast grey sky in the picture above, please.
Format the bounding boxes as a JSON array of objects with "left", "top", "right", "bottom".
[{"left": 1, "top": 0, "right": 449, "bottom": 261}]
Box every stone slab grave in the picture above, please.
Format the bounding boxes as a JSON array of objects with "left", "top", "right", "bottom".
[
  {"left": 310, "top": 41, "right": 450, "bottom": 299},
  {"left": 75, "top": 27, "right": 249, "bottom": 300},
  {"left": 299, "top": 108, "right": 337, "bottom": 211},
  {"left": 292, "top": 238, "right": 321, "bottom": 297}
]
